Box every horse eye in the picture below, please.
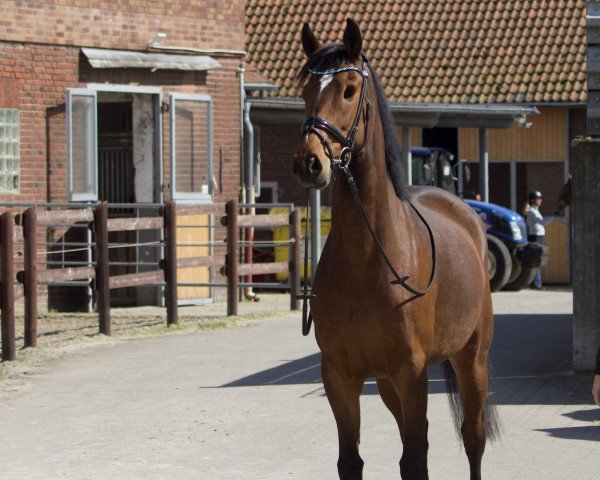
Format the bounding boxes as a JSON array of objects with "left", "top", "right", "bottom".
[{"left": 343, "top": 86, "right": 356, "bottom": 99}]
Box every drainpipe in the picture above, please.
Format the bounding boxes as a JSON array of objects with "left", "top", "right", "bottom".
[
  {"left": 478, "top": 128, "right": 489, "bottom": 203},
  {"left": 243, "top": 94, "right": 259, "bottom": 302}
]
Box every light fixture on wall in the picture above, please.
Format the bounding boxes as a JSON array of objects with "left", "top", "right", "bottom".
[
  {"left": 516, "top": 115, "right": 532, "bottom": 129},
  {"left": 149, "top": 33, "right": 167, "bottom": 48}
]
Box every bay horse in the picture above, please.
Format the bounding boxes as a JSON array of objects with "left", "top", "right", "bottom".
[{"left": 293, "top": 20, "right": 499, "bottom": 480}]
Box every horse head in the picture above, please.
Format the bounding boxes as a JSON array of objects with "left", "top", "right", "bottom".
[{"left": 293, "top": 19, "right": 370, "bottom": 190}]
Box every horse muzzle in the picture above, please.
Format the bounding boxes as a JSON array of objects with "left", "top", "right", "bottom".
[{"left": 293, "top": 151, "right": 332, "bottom": 189}]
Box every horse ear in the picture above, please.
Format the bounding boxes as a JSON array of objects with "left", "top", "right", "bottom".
[
  {"left": 343, "top": 18, "right": 362, "bottom": 62},
  {"left": 301, "top": 23, "right": 321, "bottom": 58}
]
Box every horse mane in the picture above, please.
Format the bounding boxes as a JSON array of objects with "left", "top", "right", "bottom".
[{"left": 297, "top": 44, "right": 408, "bottom": 200}]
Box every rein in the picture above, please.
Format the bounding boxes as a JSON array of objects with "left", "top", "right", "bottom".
[{"left": 299, "top": 59, "right": 437, "bottom": 336}]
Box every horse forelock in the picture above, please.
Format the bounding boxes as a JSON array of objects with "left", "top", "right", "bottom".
[
  {"left": 297, "top": 44, "right": 408, "bottom": 200},
  {"left": 297, "top": 44, "right": 349, "bottom": 85}
]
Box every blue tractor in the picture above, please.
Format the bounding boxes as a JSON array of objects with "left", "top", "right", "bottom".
[{"left": 410, "top": 147, "right": 546, "bottom": 291}]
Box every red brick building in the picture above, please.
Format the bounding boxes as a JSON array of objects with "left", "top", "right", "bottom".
[
  {"left": 0, "top": 0, "right": 245, "bottom": 206},
  {"left": 0, "top": 1, "right": 246, "bottom": 307}
]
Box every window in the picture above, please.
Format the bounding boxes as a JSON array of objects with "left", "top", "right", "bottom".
[
  {"left": 169, "top": 93, "right": 212, "bottom": 203},
  {"left": 67, "top": 89, "right": 98, "bottom": 201},
  {"left": 0, "top": 109, "right": 20, "bottom": 193}
]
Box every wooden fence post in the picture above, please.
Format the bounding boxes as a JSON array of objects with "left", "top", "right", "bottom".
[
  {"left": 22, "top": 207, "right": 38, "bottom": 348},
  {"left": 226, "top": 199, "right": 239, "bottom": 316},
  {"left": 93, "top": 202, "right": 111, "bottom": 336},
  {"left": 289, "top": 209, "right": 301, "bottom": 311},
  {"left": 1, "top": 211, "right": 16, "bottom": 361},
  {"left": 163, "top": 201, "right": 178, "bottom": 326}
]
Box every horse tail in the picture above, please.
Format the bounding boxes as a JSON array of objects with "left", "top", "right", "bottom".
[
  {"left": 442, "top": 360, "right": 464, "bottom": 438},
  {"left": 442, "top": 360, "right": 502, "bottom": 442}
]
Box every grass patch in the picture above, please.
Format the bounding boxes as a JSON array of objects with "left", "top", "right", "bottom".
[
  {"left": 197, "top": 321, "right": 228, "bottom": 330},
  {"left": 125, "top": 323, "right": 186, "bottom": 337},
  {"left": 239, "top": 310, "right": 278, "bottom": 320}
]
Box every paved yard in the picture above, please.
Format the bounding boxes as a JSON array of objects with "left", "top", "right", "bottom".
[{"left": 0, "top": 288, "right": 598, "bottom": 479}]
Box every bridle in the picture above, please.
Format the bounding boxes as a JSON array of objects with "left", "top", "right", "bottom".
[
  {"left": 298, "top": 57, "right": 437, "bottom": 336},
  {"left": 301, "top": 60, "right": 370, "bottom": 168}
]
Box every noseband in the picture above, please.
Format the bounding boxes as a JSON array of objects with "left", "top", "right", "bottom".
[{"left": 301, "top": 61, "right": 370, "bottom": 167}]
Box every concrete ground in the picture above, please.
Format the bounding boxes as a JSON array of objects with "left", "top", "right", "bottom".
[{"left": 0, "top": 287, "right": 598, "bottom": 479}]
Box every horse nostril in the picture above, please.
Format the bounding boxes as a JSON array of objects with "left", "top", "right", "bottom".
[{"left": 306, "top": 155, "right": 322, "bottom": 176}]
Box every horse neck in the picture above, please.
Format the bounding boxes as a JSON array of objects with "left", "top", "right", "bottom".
[{"left": 330, "top": 114, "right": 408, "bottom": 255}]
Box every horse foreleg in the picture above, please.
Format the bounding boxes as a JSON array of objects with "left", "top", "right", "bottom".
[
  {"left": 376, "top": 377, "right": 405, "bottom": 443},
  {"left": 391, "top": 364, "right": 429, "bottom": 480},
  {"left": 322, "top": 356, "right": 365, "bottom": 480}
]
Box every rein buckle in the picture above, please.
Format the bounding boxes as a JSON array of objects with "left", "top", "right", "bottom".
[
  {"left": 339, "top": 147, "right": 352, "bottom": 168},
  {"left": 296, "top": 293, "right": 316, "bottom": 301}
]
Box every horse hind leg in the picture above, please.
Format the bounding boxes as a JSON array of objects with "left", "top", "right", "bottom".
[
  {"left": 321, "top": 356, "right": 365, "bottom": 480},
  {"left": 448, "top": 346, "right": 500, "bottom": 480}
]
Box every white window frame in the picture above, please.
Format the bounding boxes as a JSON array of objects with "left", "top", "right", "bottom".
[
  {"left": 169, "top": 93, "right": 213, "bottom": 204},
  {"left": 67, "top": 88, "right": 98, "bottom": 202}
]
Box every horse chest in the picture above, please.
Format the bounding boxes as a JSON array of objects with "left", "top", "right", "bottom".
[{"left": 311, "top": 281, "right": 414, "bottom": 375}]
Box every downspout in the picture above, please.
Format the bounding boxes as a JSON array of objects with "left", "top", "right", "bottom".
[
  {"left": 243, "top": 93, "right": 259, "bottom": 302},
  {"left": 237, "top": 63, "right": 246, "bottom": 205}
]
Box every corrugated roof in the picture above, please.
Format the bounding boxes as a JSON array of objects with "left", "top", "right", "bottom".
[{"left": 245, "top": 0, "right": 586, "bottom": 104}]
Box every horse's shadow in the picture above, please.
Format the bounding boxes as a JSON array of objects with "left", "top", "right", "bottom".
[
  {"left": 535, "top": 408, "right": 600, "bottom": 442},
  {"left": 221, "top": 312, "right": 594, "bottom": 408}
]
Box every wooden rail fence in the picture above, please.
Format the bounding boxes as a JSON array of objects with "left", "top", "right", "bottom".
[{"left": 0, "top": 200, "right": 301, "bottom": 361}]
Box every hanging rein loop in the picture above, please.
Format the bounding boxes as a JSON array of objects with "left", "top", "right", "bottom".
[
  {"left": 299, "top": 191, "right": 314, "bottom": 336},
  {"left": 298, "top": 58, "right": 437, "bottom": 335},
  {"left": 338, "top": 164, "right": 437, "bottom": 297}
]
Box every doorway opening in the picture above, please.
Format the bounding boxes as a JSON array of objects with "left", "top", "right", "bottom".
[
  {"left": 422, "top": 127, "right": 458, "bottom": 159},
  {"left": 97, "top": 92, "right": 160, "bottom": 305}
]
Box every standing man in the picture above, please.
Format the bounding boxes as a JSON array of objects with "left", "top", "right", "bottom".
[{"left": 526, "top": 191, "right": 545, "bottom": 289}]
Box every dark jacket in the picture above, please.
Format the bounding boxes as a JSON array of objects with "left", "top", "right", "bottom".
[{"left": 596, "top": 345, "right": 600, "bottom": 375}]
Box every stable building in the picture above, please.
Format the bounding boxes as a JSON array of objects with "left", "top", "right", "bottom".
[
  {"left": 245, "top": 0, "right": 584, "bottom": 215},
  {"left": 244, "top": 0, "right": 586, "bottom": 284},
  {"left": 0, "top": 1, "right": 246, "bottom": 307}
]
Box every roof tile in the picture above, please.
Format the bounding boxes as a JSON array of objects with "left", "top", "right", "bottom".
[{"left": 246, "top": 0, "right": 586, "bottom": 104}]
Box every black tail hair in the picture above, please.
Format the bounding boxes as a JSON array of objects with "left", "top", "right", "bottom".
[{"left": 442, "top": 360, "right": 502, "bottom": 443}]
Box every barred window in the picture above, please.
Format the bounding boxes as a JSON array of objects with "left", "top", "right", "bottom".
[{"left": 0, "top": 109, "right": 20, "bottom": 193}]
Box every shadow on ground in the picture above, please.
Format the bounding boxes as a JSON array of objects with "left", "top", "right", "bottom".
[{"left": 220, "top": 313, "right": 595, "bottom": 407}]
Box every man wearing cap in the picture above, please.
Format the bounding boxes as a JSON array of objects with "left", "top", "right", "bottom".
[{"left": 526, "top": 191, "right": 545, "bottom": 289}]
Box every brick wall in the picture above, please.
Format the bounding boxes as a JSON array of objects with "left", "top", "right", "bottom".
[
  {"left": 0, "top": 1, "right": 245, "bottom": 204},
  {"left": 0, "top": 79, "right": 18, "bottom": 108},
  {"left": 259, "top": 123, "right": 315, "bottom": 207},
  {"left": 0, "top": 1, "right": 244, "bottom": 52}
]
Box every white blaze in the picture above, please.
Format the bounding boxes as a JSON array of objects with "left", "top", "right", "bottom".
[{"left": 319, "top": 74, "right": 334, "bottom": 97}]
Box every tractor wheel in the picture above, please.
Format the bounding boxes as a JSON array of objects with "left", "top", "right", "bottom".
[
  {"left": 503, "top": 263, "right": 537, "bottom": 291},
  {"left": 487, "top": 234, "right": 512, "bottom": 292}
]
